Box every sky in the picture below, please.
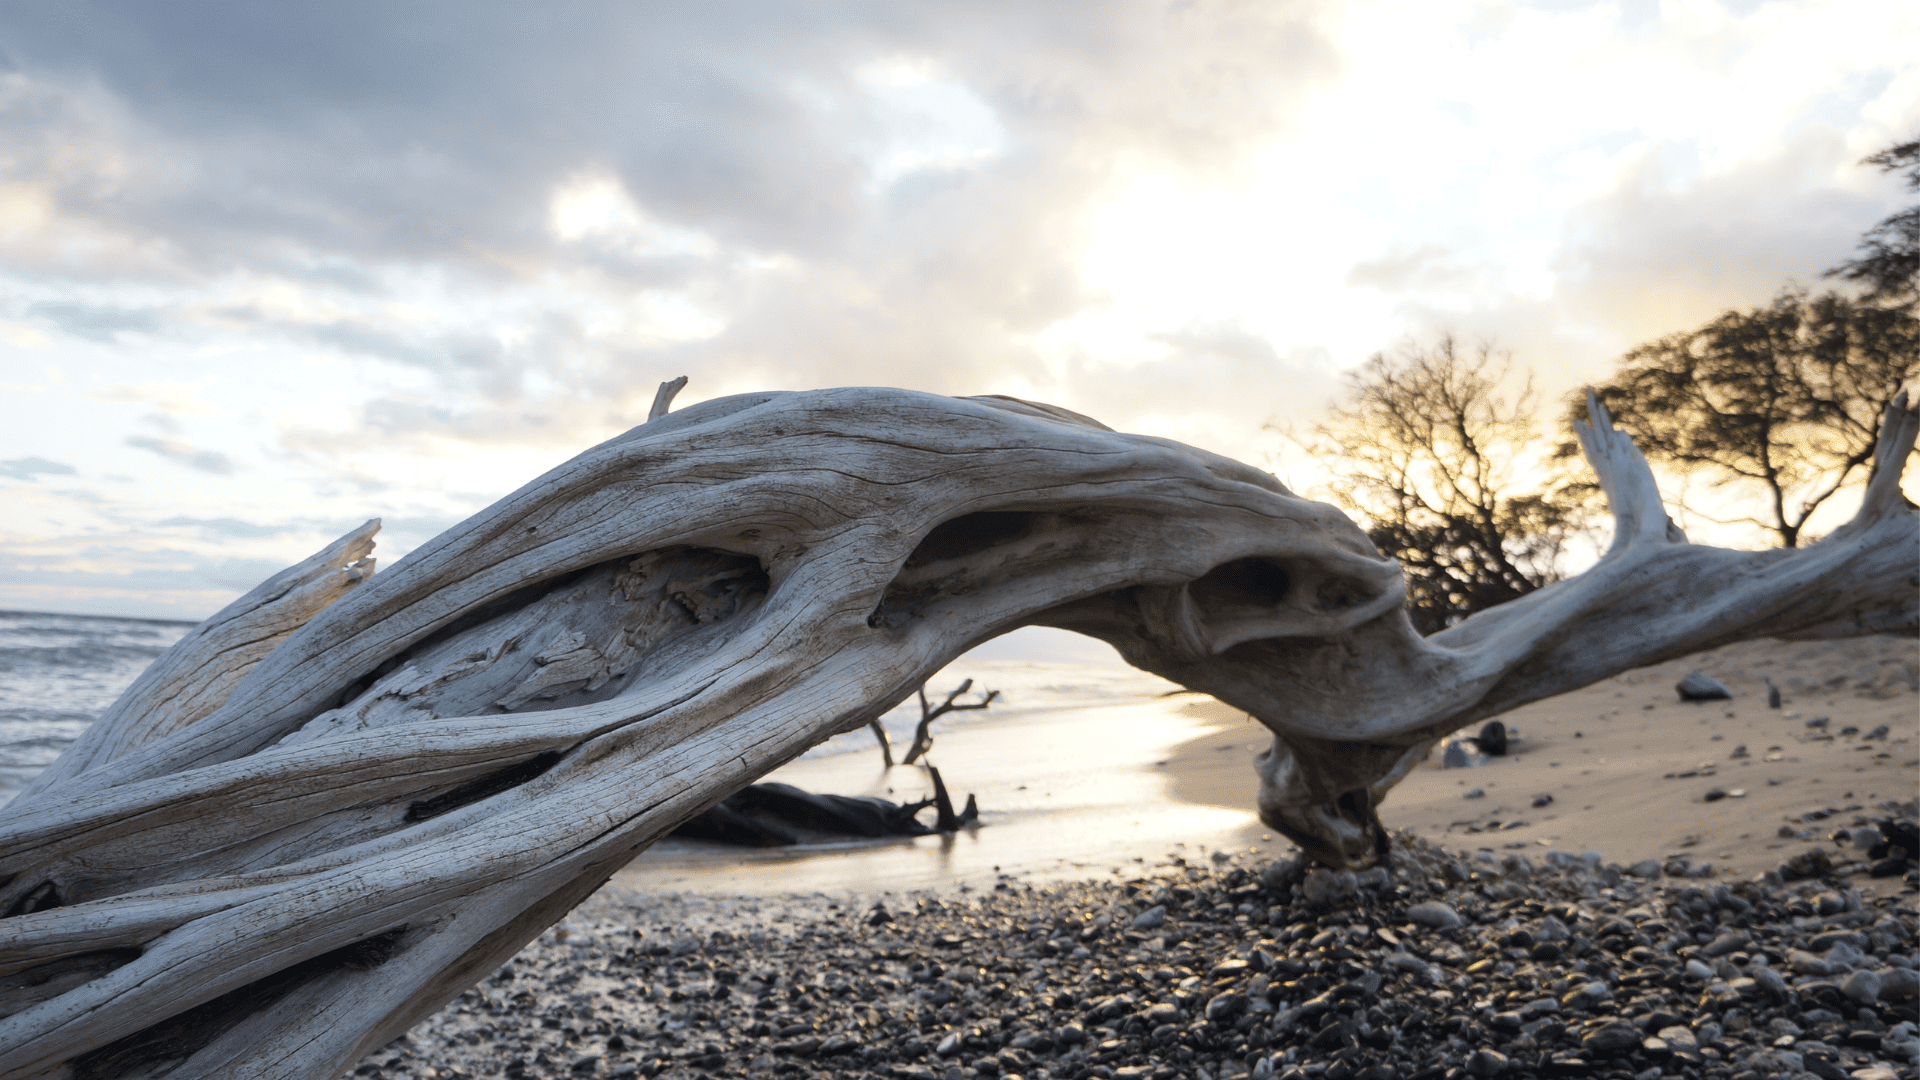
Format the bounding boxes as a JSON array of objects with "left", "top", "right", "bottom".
[{"left": 0, "top": 0, "right": 1915, "bottom": 622}]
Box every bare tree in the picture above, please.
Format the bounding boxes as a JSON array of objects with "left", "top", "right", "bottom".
[{"left": 1288, "top": 335, "right": 1588, "bottom": 633}]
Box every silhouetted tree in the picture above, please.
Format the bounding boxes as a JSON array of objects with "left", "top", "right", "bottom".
[
  {"left": 1576, "top": 289, "right": 1918, "bottom": 547},
  {"left": 1292, "top": 336, "right": 1587, "bottom": 634},
  {"left": 1826, "top": 136, "right": 1919, "bottom": 302}
]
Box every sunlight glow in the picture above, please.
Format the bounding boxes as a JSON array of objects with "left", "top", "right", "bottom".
[{"left": 549, "top": 174, "right": 718, "bottom": 258}]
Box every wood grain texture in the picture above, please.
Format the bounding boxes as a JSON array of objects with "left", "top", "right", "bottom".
[{"left": 1, "top": 385, "right": 1912, "bottom": 1079}]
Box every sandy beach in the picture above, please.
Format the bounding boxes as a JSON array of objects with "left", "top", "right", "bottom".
[
  {"left": 1172, "top": 634, "right": 1920, "bottom": 898},
  {"left": 619, "top": 634, "right": 1918, "bottom": 900}
]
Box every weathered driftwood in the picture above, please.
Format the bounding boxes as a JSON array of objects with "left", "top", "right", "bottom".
[
  {"left": 902, "top": 679, "right": 1000, "bottom": 765},
  {"left": 1, "top": 385, "right": 1913, "bottom": 1079}
]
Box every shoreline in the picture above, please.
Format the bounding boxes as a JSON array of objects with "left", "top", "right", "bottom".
[{"left": 621, "top": 634, "right": 1918, "bottom": 902}]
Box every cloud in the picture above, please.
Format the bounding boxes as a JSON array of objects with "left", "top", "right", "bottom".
[
  {"left": 0, "top": 550, "right": 282, "bottom": 611},
  {"left": 0, "top": 456, "right": 76, "bottom": 481},
  {"left": 155, "top": 515, "right": 282, "bottom": 538},
  {"left": 124, "top": 436, "right": 235, "bottom": 475},
  {"left": 1554, "top": 129, "right": 1892, "bottom": 343},
  {"left": 26, "top": 301, "right": 158, "bottom": 341}
]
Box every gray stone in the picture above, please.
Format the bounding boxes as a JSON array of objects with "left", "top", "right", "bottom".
[
  {"left": 1790, "top": 948, "right": 1834, "bottom": 975},
  {"left": 1656, "top": 1025, "right": 1696, "bottom": 1051},
  {"left": 1405, "top": 901, "right": 1463, "bottom": 930},
  {"left": 1880, "top": 966, "right": 1920, "bottom": 999},
  {"left": 1841, "top": 968, "right": 1883, "bottom": 1004},
  {"left": 1518, "top": 997, "right": 1560, "bottom": 1021},
  {"left": 1299, "top": 869, "right": 1357, "bottom": 904},
  {"left": 1824, "top": 939, "right": 1869, "bottom": 970},
  {"left": 1560, "top": 981, "right": 1610, "bottom": 1009},
  {"left": 1464, "top": 1048, "right": 1508, "bottom": 1076},
  {"left": 1204, "top": 991, "right": 1246, "bottom": 1024},
  {"left": 1701, "top": 931, "right": 1750, "bottom": 957},
  {"left": 1676, "top": 671, "right": 1733, "bottom": 700},
  {"left": 1581, "top": 1021, "right": 1642, "bottom": 1053},
  {"left": 1132, "top": 905, "right": 1167, "bottom": 930},
  {"left": 1143, "top": 1002, "right": 1182, "bottom": 1025},
  {"left": 1750, "top": 964, "right": 1788, "bottom": 999}
]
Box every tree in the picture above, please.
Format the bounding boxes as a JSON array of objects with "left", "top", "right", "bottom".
[
  {"left": 1290, "top": 335, "right": 1587, "bottom": 634},
  {"left": 1578, "top": 288, "right": 1919, "bottom": 547},
  {"left": 1826, "top": 136, "right": 1919, "bottom": 302},
  {"left": 4, "top": 382, "right": 1914, "bottom": 1079}
]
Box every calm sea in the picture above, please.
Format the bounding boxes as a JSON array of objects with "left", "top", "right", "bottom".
[{"left": 0, "top": 610, "right": 1173, "bottom": 807}]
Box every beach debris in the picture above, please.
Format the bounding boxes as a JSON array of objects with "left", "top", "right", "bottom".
[
  {"left": 669, "top": 775, "right": 979, "bottom": 846},
  {"left": 901, "top": 678, "right": 1000, "bottom": 766},
  {"left": 1766, "top": 677, "right": 1782, "bottom": 708},
  {"left": 1703, "top": 788, "right": 1727, "bottom": 802},
  {"left": 1806, "top": 714, "right": 1831, "bottom": 729},
  {"left": 1476, "top": 720, "right": 1509, "bottom": 756},
  {"left": 1675, "top": 671, "right": 1733, "bottom": 700},
  {"left": 1462, "top": 787, "right": 1485, "bottom": 799},
  {"left": 1441, "top": 737, "right": 1488, "bottom": 769},
  {"left": 1530, "top": 792, "right": 1553, "bottom": 808},
  {"left": 1778, "top": 847, "right": 1835, "bottom": 880},
  {"left": 866, "top": 717, "right": 895, "bottom": 766},
  {"left": 379, "top": 831, "right": 1919, "bottom": 1080},
  {"left": 1728, "top": 743, "right": 1748, "bottom": 758}
]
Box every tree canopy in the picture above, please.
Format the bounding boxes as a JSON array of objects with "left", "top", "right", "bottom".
[
  {"left": 1826, "top": 137, "right": 1919, "bottom": 302},
  {"left": 1577, "top": 288, "right": 1919, "bottom": 547},
  {"left": 1290, "top": 336, "right": 1585, "bottom": 634}
]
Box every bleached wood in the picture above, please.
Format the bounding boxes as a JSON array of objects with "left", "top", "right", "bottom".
[
  {"left": 18, "top": 520, "right": 378, "bottom": 798},
  {"left": 0, "top": 385, "right": 1912, "bottom": 1080}
]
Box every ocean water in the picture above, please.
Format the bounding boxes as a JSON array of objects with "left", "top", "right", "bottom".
[
  {"left": 0, "top": 611, "right": 1176, "bottom": 807},
  {"left": 0, "top": 610, "right": 194, "bottom": 806}
]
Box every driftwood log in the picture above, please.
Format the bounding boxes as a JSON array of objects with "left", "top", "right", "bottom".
[{"left": 2, "top": 384, "right": 1914, "bottom": 1079}]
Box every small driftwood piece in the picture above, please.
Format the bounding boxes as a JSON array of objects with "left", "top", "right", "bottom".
[
  {"left": 1, "top": 384, "right": 1913, "bottom": 1079},
  {"left": 669, "top": 782, "right": 939, "bottom": 846},
  {"left": 901, "top": 679, "right": 1001, "bottom": 766}
]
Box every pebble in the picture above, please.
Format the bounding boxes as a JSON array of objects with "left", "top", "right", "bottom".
[
  {"left": 1476, "top": 721, "right": 1508, "bottom": 757},
  {"left": 353, "top": 819, "right": 1920, "bottom": 1080},
  {"left": 1675, "top": 671, "right": 1733, "bottom": 700},
  {"left": 1442, "top": 740, "right": 1485, "bottom": 769}
]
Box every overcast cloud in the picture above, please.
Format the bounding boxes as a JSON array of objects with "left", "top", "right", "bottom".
[{"left": 0, "top": 0, "right": 1913, "bottom": 619}]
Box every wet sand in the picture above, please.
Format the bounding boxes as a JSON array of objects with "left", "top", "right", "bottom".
[
  {"left": 617, "top": 697, "right": 1279, "bottom": 896},
  {"left": 615, "top": 634, "right": 1916, "bottom": 899}
]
